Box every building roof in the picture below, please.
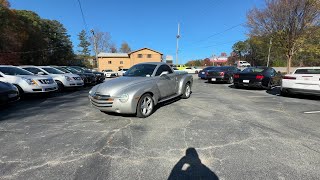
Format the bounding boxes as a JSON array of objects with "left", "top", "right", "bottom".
[
  {"left": 97, "top": 53, "right": 129, "bottom": 58},
  {"left": 128, "top": 48, "right": 163, "bottom": 55}
]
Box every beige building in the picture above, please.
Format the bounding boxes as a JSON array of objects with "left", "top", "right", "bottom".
[{"left": 97, "top": 48, "right": 163, "bottom": 72}]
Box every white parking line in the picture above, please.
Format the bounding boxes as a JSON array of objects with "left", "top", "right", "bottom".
[{"left": 303, "top": 111, "right": 320, "bottom": 114}]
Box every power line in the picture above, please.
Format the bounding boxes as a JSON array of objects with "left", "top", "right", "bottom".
[
  {"left": 191, "top": 23, "right": 244, "bottom": 44},
  {"left": 77, "top": 0, "right": 89, "bottom": 33}
]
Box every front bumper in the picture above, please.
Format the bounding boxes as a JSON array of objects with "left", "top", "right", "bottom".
[
  {"left": 89, "top": 95, "right": 137, "bottom": 114},
  {"left": 23, "top": 83, "right": 58, "bottom": 93},
  {"left": 0, "top": 91, "right": 20, "bottom": 105}
]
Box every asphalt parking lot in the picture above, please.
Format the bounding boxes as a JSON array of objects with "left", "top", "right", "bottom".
[{"left": 1, "top": 75, "right": 320, "bottom": 180}]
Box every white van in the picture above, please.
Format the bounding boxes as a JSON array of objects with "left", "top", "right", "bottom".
[
  {"left": 20, "top": 66, "right": 84, "bottom": 91},
  {"left": 0, "top": 65, "right": 57, "bottom": 94}
]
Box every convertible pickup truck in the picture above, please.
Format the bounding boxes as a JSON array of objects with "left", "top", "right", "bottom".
[{"left": 89, "top": 62, "right": 193, "bottom": 118}]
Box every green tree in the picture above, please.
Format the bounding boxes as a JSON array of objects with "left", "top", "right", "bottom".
[
  {"left": 77, "top": 30, "right": 91, "bottom": 57},
  {"left": 247, "top": 0, "right": 320, "bottom": 73},
  {"left": 232, "top": 41, "right": 249, "bottom": 60}
]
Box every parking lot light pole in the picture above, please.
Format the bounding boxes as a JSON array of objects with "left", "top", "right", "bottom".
[
  {"left": 267, "top": 38, "right": 272, "bottom": 67},
  {"left": 90, "top": 29, "right": 98, "bottom": 69}
]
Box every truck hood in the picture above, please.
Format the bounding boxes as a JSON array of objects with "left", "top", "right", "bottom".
[{"left": 94, "top": 76, "right": 153, "bottom": 96}]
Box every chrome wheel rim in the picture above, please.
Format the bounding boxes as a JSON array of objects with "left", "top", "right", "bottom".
[
  {"left": 229, "top": 77, "right": 233, "bottom": 83},
  {"left": 140, "top": 96, "right": 153, "bottom": 116},
  {"left": 185, "top": 85, "right": 191, "bottom": 97}
]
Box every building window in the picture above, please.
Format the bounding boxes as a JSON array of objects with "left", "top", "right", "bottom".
[
  {"left": 120, "top": 61, "right": 123, "bottom": 64},
  {"left": 138, "top": 54, "right": 143, "bottom": 58},
  {"left": 108, "top": 61, "right": 112, "bottom": 64},
  {"left": 147, "top": 54, "right": 152, "bottom": 58}
]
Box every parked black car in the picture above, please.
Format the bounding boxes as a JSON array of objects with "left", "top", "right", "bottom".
[
  {"left": 0, "top": 81, "right": 19, "bottom": 106},
  {"left": 70, "top": 66, "right": 105, "bottom": 83},
  {"left": 207, "top": 66, "right": 240, "bottom": 84},
  {"left": 198, "top": 66, "right": 217, "bottom": 79},
  {"left": 56, "top": 66, "right": 96, "bottom": 86},
  {"left": 233, "top": 67, "right": 282, "bottom": 89}
]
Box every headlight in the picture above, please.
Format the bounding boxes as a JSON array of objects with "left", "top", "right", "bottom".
[
  {"left": 22, "top": 77, "right": 37, "bottom": 85},
  {"left": 118, "top": 94, "right": 129, "bottom": 103},
  {"left": 65, "top": 76, "right": 72, "bottom": 81}
]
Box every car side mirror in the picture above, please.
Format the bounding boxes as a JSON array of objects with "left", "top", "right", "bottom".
[
  {"left": 38, "top": 72, "right": 45, "bottom": 75},
  {"left": 160, "top": 71, "right": 169, "bottom": 77}
]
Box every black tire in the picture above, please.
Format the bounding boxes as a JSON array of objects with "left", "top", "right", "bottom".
[
  {"left": 14, "top": 84, "right": 24, "bottom": 96},
  {"left": 136, "top": 93, "right": 154, "bottom": 118},
  {"left": 181, "top": 83, "right": 191, "bottom": 99},
  {"left": 227, "top": 76, "right": 234, "bottom": 84},
  {"left": 265, "top": 80, "right": 272, "bottom": 90},
  {"left": 55, "top": 80, "right": 64, "bottom": 92}
]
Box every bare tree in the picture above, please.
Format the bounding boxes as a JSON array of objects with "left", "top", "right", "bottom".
[
  {"left": 247, "top": 0, "right": 320, "bottom": 73},
  {"left": 109, "top": 42, "right": 117, "bottom": 53},
  {"left": 119, "top": 41, "right": 131, "bottom": 53},
  {"left": 90, "top": 29, "right": 111, "bottom": 54}
]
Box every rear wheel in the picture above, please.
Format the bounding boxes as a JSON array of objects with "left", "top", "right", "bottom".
[
  {"left": 136, "top": 94, "right": 154, "bottom": 118},
  {"left": 234, "top": 84, "right": 240, "bottom": 89},
  {"left": 181, "top": 83, "right": 191, "bottom": 99},
  {"left": 266, "top": 80, "right": 272, "bottom": 90},
  {"left": 227, "top": 76, "right": 234, "bottom": 84}
]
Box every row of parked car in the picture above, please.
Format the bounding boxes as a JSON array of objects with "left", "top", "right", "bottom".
[
  {"left": 198, "top": 65, "right": 320, "bottom": 96},
  {"left": 0, "top": 65, "right": 105, "bottom": 106}
]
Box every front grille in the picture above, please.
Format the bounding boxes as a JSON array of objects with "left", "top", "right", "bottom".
[
  {"left": 38, "top": 79, "right": 54, "bottom": 84},
  {"left": 90, "top": 94, "right": 114, "bottom": 107},
  {"left": 73, "top": 77, "right": 81, "bottom": 80}
]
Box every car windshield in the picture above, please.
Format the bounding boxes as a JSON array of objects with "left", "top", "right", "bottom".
[
  {"left": 124, "top": 64, "right": 157, "bottom": 77},
  {"left": 0, "top": 67, "right": 34, "bottom": 75},
  {"left": 204, "top": 66, "right": 216, "bottom": 71},
  {"left": 65, "top": 67, "right": 81, "bottom": 73},
  {"left": 104, "top": 70, "right": 112, "bottom": 72},
  {"left": 42, "top": 67, "right": 65, "bottom": 74},
  {"left": 55, "top": 67, "right": 70, "bottom": 73},
  {"left": 294, "top": 69, "right": 320, "bottom": 74},
  {"left": 242, "top": 67, "right": 265, "bottom": 73}
]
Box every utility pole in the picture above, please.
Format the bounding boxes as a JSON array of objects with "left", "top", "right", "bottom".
[
  {"left": 90, "top": 29, "right": 98, "bottom": 68},
  {"left": 267, "top": 37, "right": 272, "bottom": 67},
  {"left": 176, "top": 23, "right": 180, "bottom": 65}
]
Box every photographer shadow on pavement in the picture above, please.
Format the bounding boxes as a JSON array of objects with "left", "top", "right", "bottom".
[{"left": 168, "top": 147, "right": 219, "bottom": 180}]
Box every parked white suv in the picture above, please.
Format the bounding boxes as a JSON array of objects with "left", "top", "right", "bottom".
[
  {"left": 0, "top": 65, "right": 57, "bottom": 94},
  {"left": 20, "top": 66, "right": 84, "bottom": 91}
]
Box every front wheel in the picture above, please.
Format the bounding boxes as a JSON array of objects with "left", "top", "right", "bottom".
[
  {"left": 181, "top": 83, "right": 191, "bottom": 99},
  {"left": 136, "top": 94, "right": 154, "bottom": 118}
]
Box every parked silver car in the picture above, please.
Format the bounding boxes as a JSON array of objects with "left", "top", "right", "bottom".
[{"left": 89, "top": 62, "right": 193, "bottom": 118}]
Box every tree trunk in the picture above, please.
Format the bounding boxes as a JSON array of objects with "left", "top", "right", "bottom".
[{"left": 287, "top": 55, "right": 292, "bottom": 74}]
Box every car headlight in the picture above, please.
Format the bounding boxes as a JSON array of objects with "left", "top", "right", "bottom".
[
  {"left": 65, "top": 76, "right": 72, "bottom": 81},
  {"left": 89, "top": 89, "right": 93, "bottom": 95},
  {"left": 22, "top": 77, "right": 37, "bottom": 85},
  {"left": 118, "top": 94, "right": 129, "bottom": 103}
]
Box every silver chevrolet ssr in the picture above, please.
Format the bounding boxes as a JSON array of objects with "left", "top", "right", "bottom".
[{"left": 89, "top": 62, "right": 193, "bottom": 118}]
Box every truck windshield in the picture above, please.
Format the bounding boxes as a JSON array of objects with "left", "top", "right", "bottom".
[{"left": 124, "top": 64, "right": 157, "bottom": 77}]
